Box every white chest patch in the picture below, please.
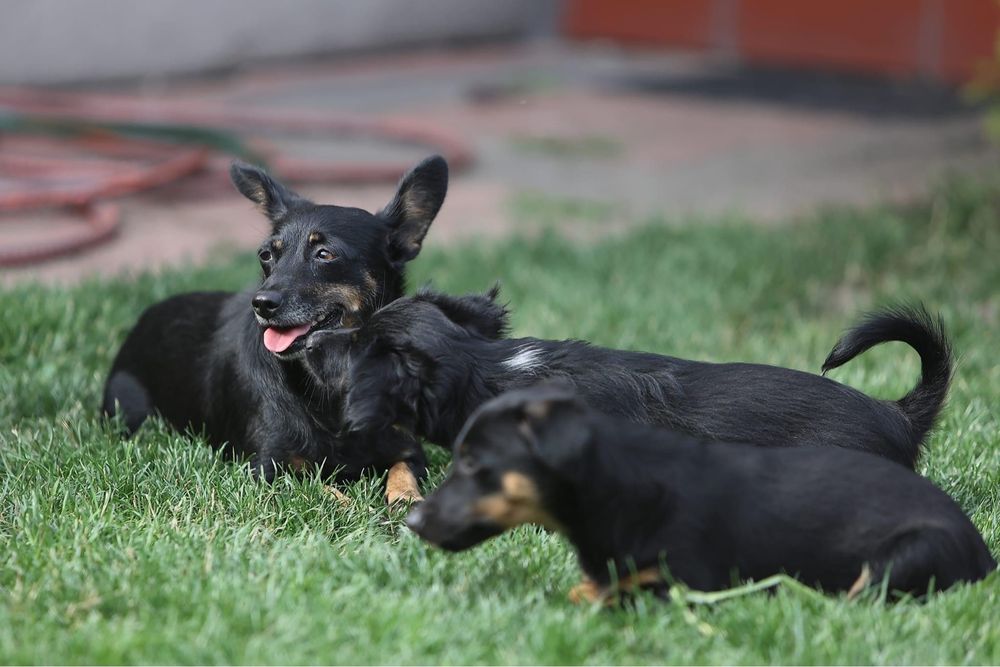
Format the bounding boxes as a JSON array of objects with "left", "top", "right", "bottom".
[{"left": 502, "top": 345, "right": 545, "bottom": 372}]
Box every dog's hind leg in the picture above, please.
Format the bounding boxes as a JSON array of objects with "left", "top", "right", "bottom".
[
  {"left": 850, "top": 528, "right": 983, "bottom": 599},
  {"left": 102, "top": 371, "right": 152, "bottom": 435}
]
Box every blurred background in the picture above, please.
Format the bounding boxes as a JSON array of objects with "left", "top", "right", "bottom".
[{"left": 1, "top": 0, "right": 997, "bottom": 284}]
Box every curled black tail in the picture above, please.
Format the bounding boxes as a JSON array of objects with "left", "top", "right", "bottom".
[{"left": 822, "top": 305, "right": 953, "bottom": 460}]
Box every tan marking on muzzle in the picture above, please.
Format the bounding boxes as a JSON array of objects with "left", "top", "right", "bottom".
[
  {"left": 386, "top": 462, "right": 423, "bottom": 505},
  {"left": 472, "top": 471, "right": 561, "bottom": 531},
  {"left": 318, "top": 284, "right": 364, "bottom": 314}
]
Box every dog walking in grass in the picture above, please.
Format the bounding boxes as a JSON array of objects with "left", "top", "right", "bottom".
[
  {"left": 304, "top": 287, "right": 952, "bottom": 485},
  {"left": 407, "top": 384, "right": 995, "bottom": 601},
  {"left": 102, "top": 156, "right": 448, "bottom": 500}
]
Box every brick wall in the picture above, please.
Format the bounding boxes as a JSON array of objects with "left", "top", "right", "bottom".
[{"left": 564, "top": 0, "right": 999, "bottom": 83}]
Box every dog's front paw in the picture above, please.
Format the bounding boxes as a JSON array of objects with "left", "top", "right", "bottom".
[
  {"left": 568, "top": 578, "right": 604, "bottom": 605},
  {"left": 249, "top": 456, "right": 278, "bottom": 483},
  {"left": 386, "top": 462, "right": 424, "bottom": 506},
  {"left": 387, "top": 488, "right": 424, "bottom": 506},
  {"left": 846, "top": 564, "right": 872, "bottom": 600},
  {"left": 323, "top": 485, "right": 352, "bottom": 507}
]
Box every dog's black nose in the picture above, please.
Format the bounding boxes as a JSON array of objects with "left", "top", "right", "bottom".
[
  {"left": 304, "top": 331, "right": 326, "bottom": 352},
  {"left": 252, "top": 290, "right": 283, "bottom": 318},
  {"left": 405, "top": 505, "right": 426, "bottom": 533}
]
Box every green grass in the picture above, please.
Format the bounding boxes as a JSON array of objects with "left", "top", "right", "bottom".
[
  {"left": 2, "top": 175, "right": 1000, "bottom": 664},
  {"left": 509, "top": 134, "right": 624, "bottom": 160}
]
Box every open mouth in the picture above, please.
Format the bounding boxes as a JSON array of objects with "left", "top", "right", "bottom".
[{"left": 262, "top": 309, "right": 343, "bottom": 355}]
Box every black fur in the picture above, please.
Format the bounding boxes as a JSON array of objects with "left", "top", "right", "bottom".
[
  {"left": 407, "top": 385, "right": 995, "bottom": 598},
  {"left": 822, "top": 305, "right": 952, "bottom": 452},
  {"left": 102, "top": 156, "right": 449, "bottom": 482},
  {"left": 304, "top": 288, "right": 951, "bottom": 469}
]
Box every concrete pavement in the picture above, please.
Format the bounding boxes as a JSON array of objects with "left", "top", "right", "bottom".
[{"left": 3, "top": 42, "right": 996, "bottom": 285}]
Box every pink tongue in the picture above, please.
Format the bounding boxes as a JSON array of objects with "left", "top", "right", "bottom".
[{"left": 263, "top": 324, "right": 312, "bottom": 353}]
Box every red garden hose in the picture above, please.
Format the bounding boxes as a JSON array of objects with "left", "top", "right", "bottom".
[
  {"left": 0, "top": 132, "right": 210, "bottom": 267},
  {"left": 0, "top": 86, "right": 474, "bottom": 267},
  {"left": 0, "top": 202, "right": 120, "bottom": 267}
]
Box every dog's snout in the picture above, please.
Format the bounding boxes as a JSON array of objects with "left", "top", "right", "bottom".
[
  {"left": 252, "top": 290, "right": 283, "bottom": 318},
  {"left": 305, "top": 331, "right": 329, "bottom": 352},
  {"left": 405, "top": 505, "right": 426, "bottom": 533}
]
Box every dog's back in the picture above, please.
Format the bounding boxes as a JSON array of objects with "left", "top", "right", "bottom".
[
  {"left": 706, "top": 441, "right": 995, "bottom": 593},
  {"left": 493, "top": 327, "right": 937, "bottom": 468},
  {"left": 103, "top": 291, "right": 231, "bottom": 441},
  {"left": 661, "top": 359, "right": 915, "bottom": 462},
  {"left": 338, "top": 290, "right": 953, "bottom": 470},
  {"left": 577, "top": 418, "right": 995, "bottom": 596}
]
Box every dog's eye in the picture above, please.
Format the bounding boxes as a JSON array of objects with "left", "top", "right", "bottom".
[
  {"left": 457, "top": 455, "right": 481, "bottom": 475},
  {"left": 315, "top": 248, "right": 335, "bottom": 261},
  {"left": 258, "top": 249, "right": 273, "bottom": 263}
]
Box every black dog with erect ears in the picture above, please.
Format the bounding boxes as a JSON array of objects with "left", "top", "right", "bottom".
[
  {"left": 103, "top": 156, "right": 448, "bottom": 499},
  {"left": 304, "top": 286, "right": 952, "bottom": 471},
  {"left": 406, "top": 384, "right": 996, "bottom": 602}
]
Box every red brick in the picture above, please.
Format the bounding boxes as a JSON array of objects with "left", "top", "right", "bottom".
[
  {"left": 563, "top": 0, "right": 714, "bottom": 49},
  {"left": 940, "top": 0, "right": 1000, "bottom": 83},
  {"left": 737, "top": 0, "right": 925, "bottom": 76}
]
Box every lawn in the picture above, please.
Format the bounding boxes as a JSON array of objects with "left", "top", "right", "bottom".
[{"left": 1, "top": 176, "right": 999, "bottom": 664}]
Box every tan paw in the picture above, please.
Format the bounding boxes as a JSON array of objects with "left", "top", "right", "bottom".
[
  {"left": 386, "top": 462, "right": 424, "bottom": 506},
  {"left": 568, "top": 578, "right": 604, "bottom": 604},
  {"left": 323, "top": 485, "right": 351, "bottom": 507},
  {"left": 847, "top": 563, "right": 872, "bottom": 600}
]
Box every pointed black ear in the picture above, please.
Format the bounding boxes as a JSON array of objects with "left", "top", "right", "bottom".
[
  {"left": 303, "top": 327, "right": 358, "bottom": 385},
  {"left": 516, "top": 383, "right": 591, "bottom": 473},
  {"left": 517, "top": 380, "right": 581, "bottom": 423},
  {"left": 344, "top": 342, "right": 425, "bottom": 434},
  {"left": 415, "top": 283, "right": 509, "bottom": 339},
  {"left": 230, "top": 161, "right": 308, "bottom": 224},
  {"left": 380, "top": 155, "right": 448, "bottom": 264}
]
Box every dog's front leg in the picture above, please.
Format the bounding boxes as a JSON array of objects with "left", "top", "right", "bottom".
[
  {"left": 247, "top": 411, "right": 299, "bottom": 483},
  {"left": 370, "top": 425, "right": 428, "bottom": 505},
  {"left": 386, "top": 462, "right": 424, "bottom": 505},
  {"left": 249, "top": 454, "right": 279, "bottom": 483},
  {"left": 386, "top": 444, "right": 428, "bottom": 505},
  {"left": 569, "top": 568, "right": 667, "bottom": 606},
  {"left": 568, "top": 577, "right": 604, "bottom": 604}
]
